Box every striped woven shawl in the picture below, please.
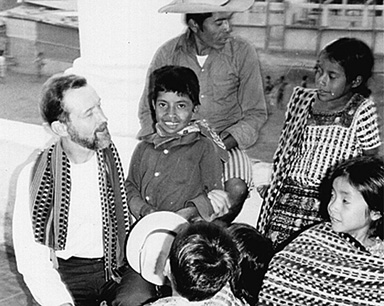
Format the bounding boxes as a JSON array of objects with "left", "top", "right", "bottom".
[
  {"left": 258, "top": 222, "right": 384, "bottom": 306},
  {"left": 30, "top": 141, "right": 131, "bottom": 280}
]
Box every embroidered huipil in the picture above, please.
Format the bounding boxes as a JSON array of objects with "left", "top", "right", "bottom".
[
  {"left": 257, "top": 87, "right": 381, "bottom": 243},
  {"left": 126, "top": 131, "right": 224, "bottom": 221},
  {"left": 137, "top": 29, "right": 267, "bottom": 150},
  {"left": 290, "top": 92, "right": 381, "bottom": 187}
]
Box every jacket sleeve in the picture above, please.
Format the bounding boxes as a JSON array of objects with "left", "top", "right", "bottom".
[
  {"left": 187, "top": 139, "right": 224, "bottom": 221},
  {"left": 125, "top": 143, "right": 154, "bottom": 220},
  {"left": 13, "top": 163, "right": 74, "bottom": 306},
  {"left": 224, "top": 43, "right": 268, "bottom": 150}
]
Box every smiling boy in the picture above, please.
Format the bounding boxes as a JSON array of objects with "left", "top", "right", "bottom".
[
  {"left": 137, "top": 0, "right": 268, "bottom": 224},
  {"left": 126, "top": 65, "right": 231, "bottom": 223}
]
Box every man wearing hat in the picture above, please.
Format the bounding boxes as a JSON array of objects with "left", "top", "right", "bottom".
[{"left": 137, "top": 0, "right": 268, "bottom": 222}]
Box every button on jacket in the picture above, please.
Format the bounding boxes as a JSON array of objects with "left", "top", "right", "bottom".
[{"left": 126, "top": 132, "right": 224, "bottom": 220}]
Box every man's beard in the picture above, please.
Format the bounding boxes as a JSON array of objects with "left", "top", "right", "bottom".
[{"left": 67, "top": 123, "right": 111, "bottom": 150}]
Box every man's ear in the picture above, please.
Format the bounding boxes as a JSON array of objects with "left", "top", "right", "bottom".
[
  {"left": 51, "top": 120, "right": 68, "bottom": 137},
  {"left": 351, "top": 75, "right": 363, "bottom": 88},
  {"left": 188, "top": 19, "right": 199, "bottom": 34}
]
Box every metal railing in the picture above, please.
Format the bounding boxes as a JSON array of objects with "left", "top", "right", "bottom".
[{"left": 234, "top": 1, "right": 384, "bottom": 29}]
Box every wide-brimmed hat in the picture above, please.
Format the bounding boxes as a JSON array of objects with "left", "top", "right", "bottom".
[
  {"left": 126, "top": 211, "right": 189, "bottom": 286},
  {"left": 159, "top": 0, "right": 254, "bottom": 14}
]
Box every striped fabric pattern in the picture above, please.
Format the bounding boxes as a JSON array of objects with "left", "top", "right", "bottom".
[
  {"left": 30, "top": 142, "right": 131, "bottom": 280},
  {"left": 258, "top": 222, "right": 384, "bottom": 306},
  {"left": 223, "top": 147, "right": 254, "bottom": 190},
  {"left": 257, "top": 87, "right": 381, "bottom": 245},
  {"left": 290, "top": 95, "right": 381, "bottom": 187}
]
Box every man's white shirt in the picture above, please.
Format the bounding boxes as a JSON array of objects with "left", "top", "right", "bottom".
[{"left": 13, "top": 154, "right": 104, "bottom": 305}]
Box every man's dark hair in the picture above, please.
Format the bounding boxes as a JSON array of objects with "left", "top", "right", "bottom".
[
  {"left": 185, "top": 13, "right": 212, "bottom": 30},
  {"left": 169, "top": 221, "right": 239, "bottom": 301},
  {"left": 40, "top": 74, "right": 87, "bottom": 125}
]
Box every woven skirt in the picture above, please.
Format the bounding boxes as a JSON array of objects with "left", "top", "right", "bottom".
[{"left": 266, "top": 179, "right": 323, "bottom": 248}]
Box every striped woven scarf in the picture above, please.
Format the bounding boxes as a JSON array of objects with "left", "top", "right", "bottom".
[
  {"left": 30, "top": 141, "right": 131, "bottom": 280},
  {"left": 258, "top": 222, "right": 384, "bottom": 305}
]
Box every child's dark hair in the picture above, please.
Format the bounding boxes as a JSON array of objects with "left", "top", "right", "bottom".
[
  {"left": 149, "top": 65, "right": 200, "bottom": 107},
  {"left": 326, "top": 155, "right": 384, "bottom": 239},
  {"left": 169, "top": 221, "right": 239, "bottom": 302},
  {"left": 228, "top": 223, "right": 274, "bottom": 305},
  {"left": 320, "top": 37, "right": 374, "bottom": 97}
]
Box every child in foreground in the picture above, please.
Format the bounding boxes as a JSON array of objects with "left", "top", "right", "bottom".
[
  {"left": 126, "top": 212, "right": 244, "bottom": 306},
  {"left": 257, "top": 37, "right": 382, "bottom": 248},
  {"left": 228, "top": 223, "right": 274, "bottom": 305},
  {"left": 258, "top": 155, "right": 384, "bottom": 305},
  {"left": 125, "top": 65, "right": 230, "bottom": 223}
]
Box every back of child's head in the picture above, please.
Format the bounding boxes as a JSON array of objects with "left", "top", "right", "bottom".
[
  {"left": 169, "top": 221, "right": 239, "bottom": 302},
  {"left": 328, "top": 155, "right": 384, "bottom": 239},
  {"left": 228, "top": 223, "right": 274, "bottom": 305},
  {"left": 320, "top": 37, "right": 374, "bottom": 97},
  {"left": 149, "top": 65, "right": 200, "bottom": 106}
]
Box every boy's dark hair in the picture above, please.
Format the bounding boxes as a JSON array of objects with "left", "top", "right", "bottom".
[
  {"left": 169, "top": 221, "right": 239, "bottom": 302},
  {"left": 40, "top": 73, "right": 87, "bottom": 125},
  {"left": 149, "top": 65, "right": 200, "bottom": 107},
  {"left": 320, "top": 37, "right": 374, "bottom": 97},
  {"left": 228, "top": 223, "right": 274, "bottom": 305}
]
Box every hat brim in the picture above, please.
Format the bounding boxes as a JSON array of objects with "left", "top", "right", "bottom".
[
  {"left": 126, "top": 211, "right": 189, "bottom": 285},
  {"left": 159, "top": 0, "right": 253, "bottom": 14}
]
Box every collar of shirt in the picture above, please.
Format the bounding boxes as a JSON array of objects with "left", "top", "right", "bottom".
[
  {"left": 142, "top": 124, "right": 201, "bottom": 149},
  {"left": 175, "top": 28, "right": 234, "bottom": 58}
]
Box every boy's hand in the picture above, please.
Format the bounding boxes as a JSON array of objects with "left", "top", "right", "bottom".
[
  {"left": 207, "top": 190, "right": 231, "bottom": 220},
  {"left": 177, "top": 207, "right": 202, "bottom": 222}
]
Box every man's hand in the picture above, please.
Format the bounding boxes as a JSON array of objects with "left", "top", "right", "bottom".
[
  {"left": 221, "top": 134, "right": 238, "bottom": 151},
  {"left": 207, "top": 190, "right": 231, "bottom": 221}
]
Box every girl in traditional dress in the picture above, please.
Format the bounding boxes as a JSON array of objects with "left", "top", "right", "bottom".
[
  {"left": 258, "top": 156, "right": 384, "bottom": 306},
  {"left": 257, "top": 37, "right": 382, "bottom": 249}
]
